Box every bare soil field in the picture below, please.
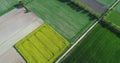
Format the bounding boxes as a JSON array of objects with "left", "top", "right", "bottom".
[
  {"left": 0, "top": 8, "right": 43, "bottom": 55},
  {"left": 0, "top": 47, "right": 25, "bottom": 63}
]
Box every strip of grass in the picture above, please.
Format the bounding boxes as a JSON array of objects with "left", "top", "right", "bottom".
[
  {"left": 15, "top": 24, "right": 70, "bottom": 63},
  {"left": 72, "top": 0, "right": 106, "bottom": 16},
  {"left": 0, "top": 0, "right": 32, "bottom": 16},
  {"left": 96, "top": 0, "right": 115, "bottom": 7},
  {"left": 23, "top": 0, "right": 33, "bottom": 4},
  {"left": 0, "top": 0, "right": 18, "bottom": 16},
  {"left": 25, "top": 0, "right": 95, "bottom": 43},
  {"left": 104, "top": 3, "right": 120, "bottom": 27},
  {"left": 114, "top": 3, "right": 120, "bottom": 12},
  {"left": 104, "top": 10, "right": 120, "bottom": 26},
  {"left": 61, "top": 24, "right": 120, "bottom": 63}
]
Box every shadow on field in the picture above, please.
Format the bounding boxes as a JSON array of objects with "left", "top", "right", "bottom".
[
  {"left": 99, "top": 21, "right": 120, "bottom": 38},
  {"left": 58, "top": 0, "right": 97, "bottom": 21}
]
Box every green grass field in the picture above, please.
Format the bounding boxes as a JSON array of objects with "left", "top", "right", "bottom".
[
  {"left": 0, "top": 0, "right": 33, "bottom": 16},
  {"left": 25, "top": 0, "right": 95, "bottom": 43},
  {"left": 0, "top": 0, "right": 18, "bottom": 16},
  {"left": 104, "top": 3, "right": 120, "bottom": 27},
  {"left": 61, "top": 24, "right": 120, "bottom": 63},
  {"left": 15, "top": 24, "right": 70, "bottom": 63},
  {"left": 96, "top": 0, "right": 115, "bottom": 7},
  {"left": 114, "top": 3, "right": 120, "bottom": 12}
]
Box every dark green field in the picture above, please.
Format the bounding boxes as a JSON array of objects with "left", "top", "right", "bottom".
[
  {"left": 61, "top": 24, "right": 120, "bottom": 63},
  {"left": 25, "top": 0, "right": 95, "bottom": 43}
]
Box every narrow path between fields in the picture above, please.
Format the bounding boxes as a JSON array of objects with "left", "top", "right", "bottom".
[{"left": 55, "top": 0, "right": 120, "bottom": 63}]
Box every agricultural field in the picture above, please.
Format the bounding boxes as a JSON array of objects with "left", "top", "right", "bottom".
[
  {"left": 74, "top": 0, "right": 107, "bottom": 14},
  {"left": 23, "top": 0, "right": 33, "bottom": 4},
  {"left": 0, "top": 0, "right": 33, "bottom": 16},
  {"left": 104, "top": 2, "right": 120, "bottom": 27},
  {"left": 0, "top": 0, "right": 18, "bottom": 16},
  {"left": 0, "top": 0, "right": 120, "bottom": 63},
  {"left": 0, "top": 8, "right": 44, "bottom": 55},
  {"left": 0, "top": 47, "right": 25, "bottom": 63},
  {"left": 61, "top": 24, "right": 120, "bottom": 63},
  {"left": 96, "top": 0, "right": 116, "bottom": 7},
  {"left": 25, "top": 0, "right": 96, "bottom": 43},
  {"left": 15, "top": 24, "right": 70, "bottom": 63}
]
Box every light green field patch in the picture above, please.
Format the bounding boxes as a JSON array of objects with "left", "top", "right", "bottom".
[
  {"left": 104, "top": 10, "right": 120, "bottom": 26},
  {"left": 23, "top": 0, "right": 33, "bottom": 4},
  {"left": 15, "top": 24, "right": 70, "bottom": 63},
  {"left": 0, "top": 0, "right": 18, "bottom": 16},
  {"left": 114, "top": 3, "right": 120, "bottom": 13},
  {"left": 96, "top": 0, "right": 115, "bottom": 7},
  {"left": 104, "top": 3, "right": 120, "bottom": 27}
]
